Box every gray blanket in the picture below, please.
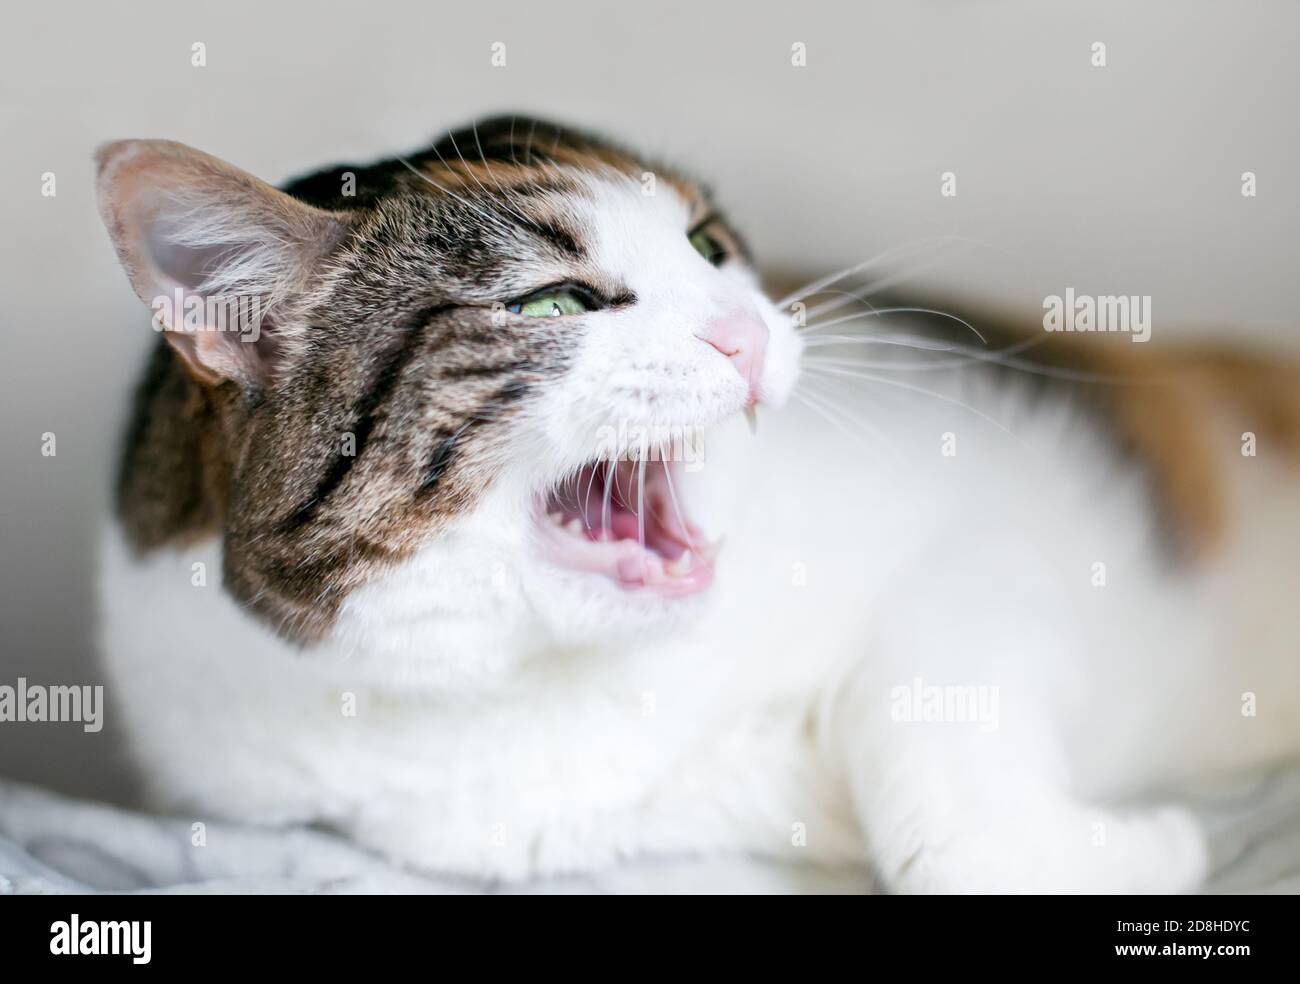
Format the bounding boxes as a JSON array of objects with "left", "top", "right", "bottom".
[{"left": 2, "top": 773, "right": 1298, "bottom": 894}]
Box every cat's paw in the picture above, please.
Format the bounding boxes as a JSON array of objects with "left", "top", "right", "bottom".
[{"left": 872, "top": 803, "right": 1207, "bottom": 894}]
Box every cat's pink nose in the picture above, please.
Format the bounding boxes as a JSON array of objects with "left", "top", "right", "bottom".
[{"left": 697, "top": 310, "right": 769, "bottom": 404}]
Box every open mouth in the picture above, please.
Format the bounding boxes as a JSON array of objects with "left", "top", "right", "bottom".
[{"left": 535, "top": 458, "right": 719, "bottom": 596}]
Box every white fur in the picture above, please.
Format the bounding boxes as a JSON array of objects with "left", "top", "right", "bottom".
[{"left": 99, "top": 177, "right": 1300, "bottom": 892}]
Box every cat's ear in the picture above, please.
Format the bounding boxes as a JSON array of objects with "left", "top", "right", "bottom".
[{"left": 95, "top": 139, "right": 353, "bottom": 388}]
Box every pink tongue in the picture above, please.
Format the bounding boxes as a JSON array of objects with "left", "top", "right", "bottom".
[
  {"left": 577, "top": 500, "right": 688, "bottom": 560},
  {"left": 605, "top": 512, "right": 640, "bottom": 541}
]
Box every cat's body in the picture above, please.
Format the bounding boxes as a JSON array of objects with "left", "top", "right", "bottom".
[{"left": 95, "top": 119, "right": 1300, "bottom": 892}]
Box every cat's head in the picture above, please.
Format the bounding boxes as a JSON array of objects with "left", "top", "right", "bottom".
[{"left": 97, "top": 118, "right": 800, "bottom": 681}]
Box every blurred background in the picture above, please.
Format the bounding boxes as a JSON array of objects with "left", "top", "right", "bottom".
[{"left": 1, "top": 0, "right": 1297, "bottom": 799}]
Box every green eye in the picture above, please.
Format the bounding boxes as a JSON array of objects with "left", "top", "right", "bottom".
[
  {"left": 506, "top": 290, "right": 591, "bottom": 318},
  {"left": 689, "top": 229, "right": 727, "bottom": 266}
]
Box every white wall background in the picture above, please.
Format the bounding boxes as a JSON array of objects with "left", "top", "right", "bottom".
[{"left": 1, "top": 0, "right": 1296, "bottom": 797}]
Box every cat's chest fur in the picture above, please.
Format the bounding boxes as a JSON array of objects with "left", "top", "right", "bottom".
[{"left": 97, "top": 372, "right": 1201, "bottom": 882}]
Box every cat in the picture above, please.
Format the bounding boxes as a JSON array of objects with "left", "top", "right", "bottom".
[{"left": 93, "top": 117, "right": 1300, "bottom": 892}]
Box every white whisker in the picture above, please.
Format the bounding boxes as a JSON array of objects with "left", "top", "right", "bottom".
[
  {"left": 395, "top": 157, "right": 511, "bottom": 233},
  {"left": 775, "top": 235, "right": 970, "bottom": 308},
  {"left": 805, "top": 307, "right": 987, "bottom": 345},
  {"left": 800, "top": 260, "right": 962, "bottom": 322},
  {"left": 802, "top": 332, "right": 963, "bottom": 353},
  {"left": 803, "top": 335, "right": 1137, "bottom": 384},
  {"left": 601, "top": 459, "right": 614, "bottom": 539},
  {"left": 658, "top": 446, "right": 697, "bottom": 553},
  {"left": 790, "top": 388, "right": 896, "bottom": 460},
  {"left": 636, "top": 457, "right": 647, "bottom": 577},
  {"left": 448, "top": 127, "right": 533, "bottom": 227},
  {"left": 581, "top": 462, "right": 599, "bottom": 531},
  {"left": 801, "top": 363, "right": 1029, "bottom": 448}
]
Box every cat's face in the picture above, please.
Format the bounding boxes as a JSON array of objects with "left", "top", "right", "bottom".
[{"left": 97, "top": 119, "right": 800, "bottom": 678}]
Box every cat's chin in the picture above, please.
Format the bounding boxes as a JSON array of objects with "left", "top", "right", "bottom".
[
  {"left": 532, "top": 457, "right": 720, "bottom": 598},
  {"left": 527, "top": 564, "right": 715, "bottom": 648}
]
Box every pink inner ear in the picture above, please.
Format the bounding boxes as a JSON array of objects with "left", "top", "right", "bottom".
[
  {"left": 95, "top": 138, "right": 351, "bottom": 388},
  {"left": 134, "top": 216, "right": 272, "bottom": 385},
  {"left": 144, "top": 216, "right": 227, "bottom": 292}
]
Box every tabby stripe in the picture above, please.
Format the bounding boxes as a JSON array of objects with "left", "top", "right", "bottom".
[
  {"left": 417, "top": 378, "right": 532, "bottom": 494},
  {"left": 278, "top": 303, "right": 451, "bottom": 532},
  {"left": 437, "top": 358, "right": 535, "bottom": 381},
  {"left": 419, "top": 428, "right": 465, "bottom": 494},
  {"left": 515, "top": 217, "right": 583, "bottom": 259}
]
